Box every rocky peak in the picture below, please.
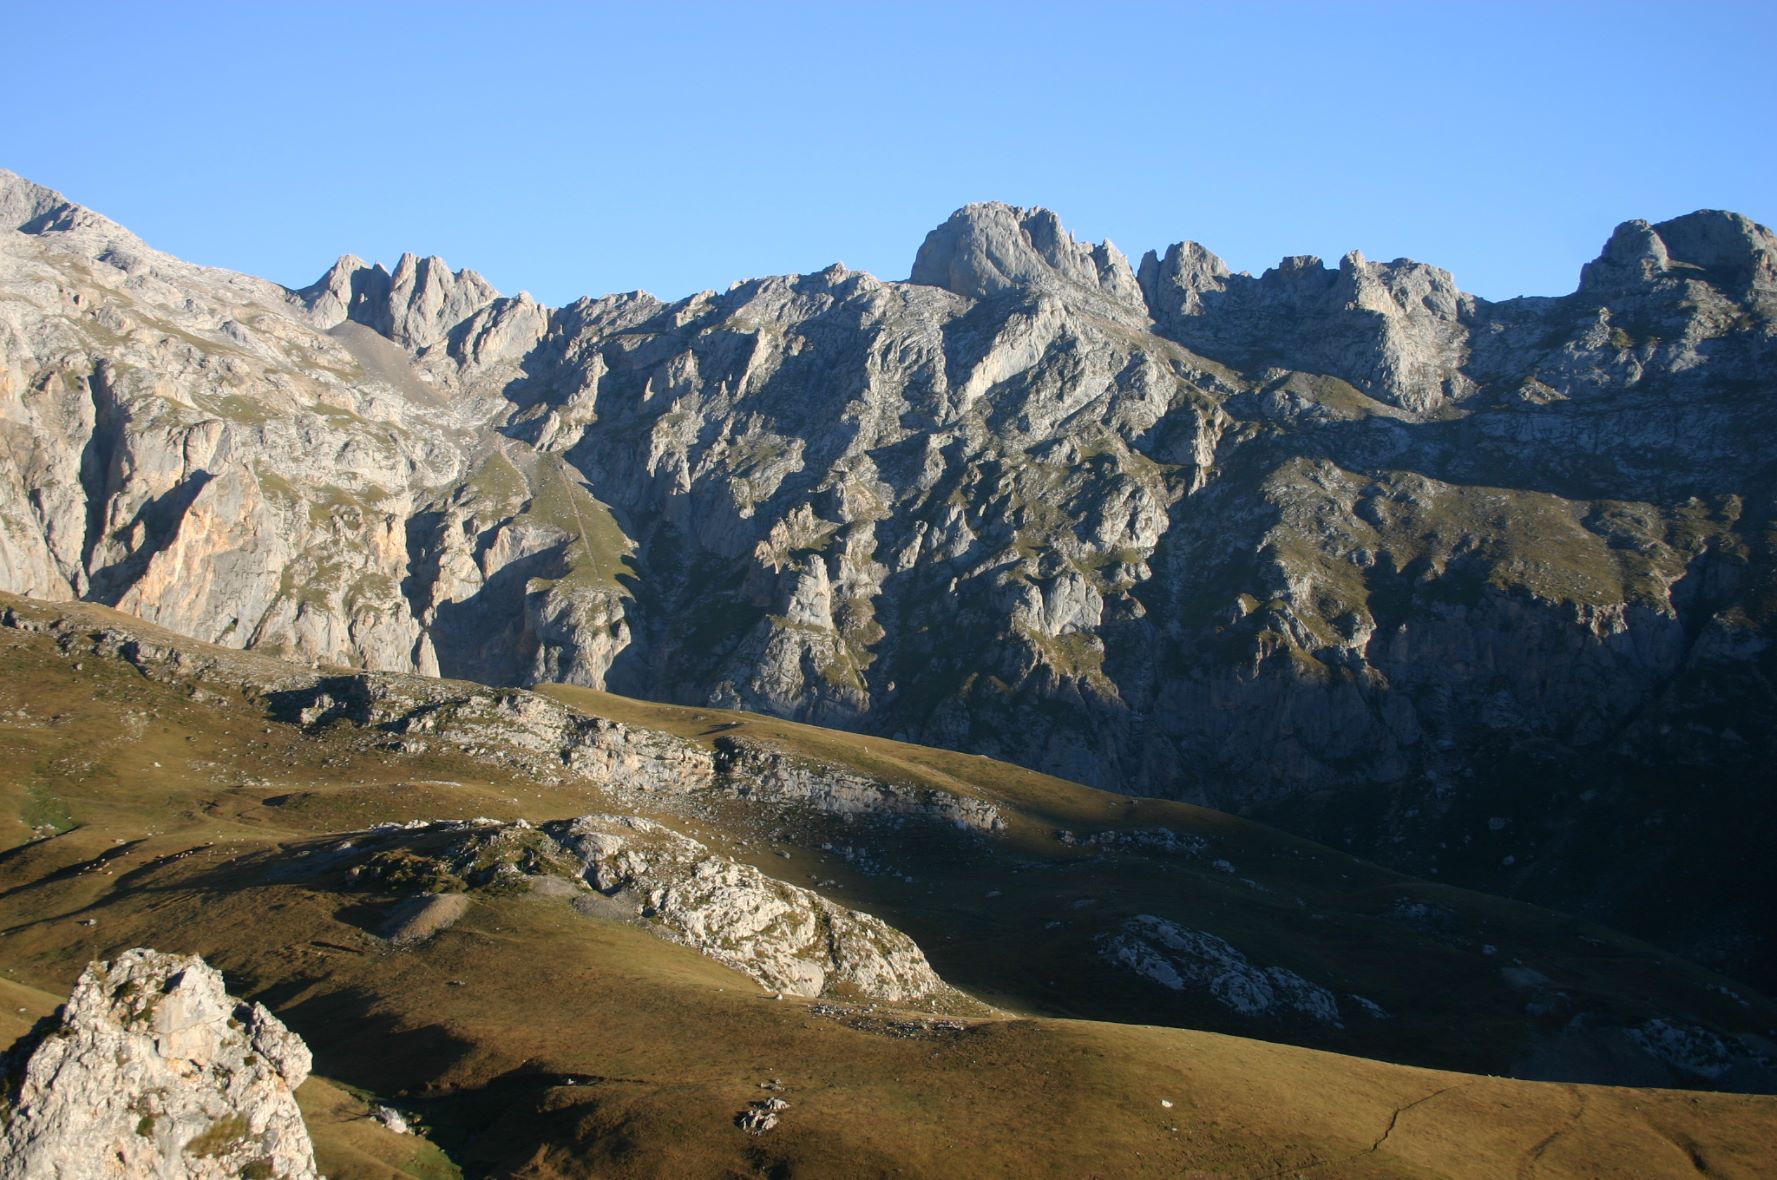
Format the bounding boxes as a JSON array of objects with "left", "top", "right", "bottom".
[
  {"left": 1578, "top": 219, "right": 1671, "bottom": 293},
  {"left": 0, "top": 169, "right": 72, "bottom": 232},
  {"left": 1136, "top": 239, "right": 1233, "bottom": 318},
  {"left": 1142, "top": 240, "right": 1475, "bottom": 411},
  {"left": 1579, "top": 210, "right": 1777, "bottom": 296},
  {"left": 909, "top": 202, "right": 1143, "bottom": 305},
  {"left": 1270, "top": 253, "right": 1333, "bottom": 280},
  {"left": 451, "top": 289, "right": 551, "bottom": 366},
  {"left": 298, "top": 252, "right": 384, "bottom": 325},
  {"left": 1, "top": 169, "right": 144, "bottom": 250},
  {"left": 299, "top": 250, "right": 504, "bottom": 350},
  {"left": 0, "top": 949, "right": 318, "bottom": 1179},
  {"left": 1335, "top": 250, "right": 1470, "bottom": 321}
]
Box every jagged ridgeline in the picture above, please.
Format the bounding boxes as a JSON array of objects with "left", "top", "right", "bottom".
[{"left": 1, "top": 171, "right": 1773, "bottom": 987}]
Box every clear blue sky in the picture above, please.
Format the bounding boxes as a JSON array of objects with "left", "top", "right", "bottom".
[{"left": 6, "top": 1, "right": 1772, "bottom": 305}]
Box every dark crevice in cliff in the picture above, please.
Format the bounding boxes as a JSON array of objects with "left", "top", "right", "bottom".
[
  {"left": 84, "top": 471, "right": 213, "bottom": 606},
  {"left": 74, "top": 362, "right": 125, "bottom": 587}
]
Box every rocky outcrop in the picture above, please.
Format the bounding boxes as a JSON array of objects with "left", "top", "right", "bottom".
[
  {"left": 1100, "top": 915, "right": 1777, "bottom": 1091},
  {"left": 715, "top": 738, "right": 1003, "bottom": 833},
  {"left": 735, "top": 1096, "right": 789, "bottom": 1134},
  {"left": 0, "top": 949, "right": 317, "bottom": 1180},
  {"left": 324, "top": 815, "right": 970, "bottom": 1008},
  {"left": 298, "top": 251, "right": 503, "bottom": 351},
  {"left": 1578, "top": 210, "right": 1777, "bottom": 297},
  {"left": 3, "top": 169, "right": 1776, "bottom": 987},
  {"left": 1139, "top": 243, "right": 1476, "bottom": 412},
  {"left": 550, "top": 814, "right": 965, "bottom": 1005},
  {"left": 1098, "top": 915, "right": 1345, "bottom": 1026},
  {"left": 268, "top": 671, "right": 716, "bottom": 792}
]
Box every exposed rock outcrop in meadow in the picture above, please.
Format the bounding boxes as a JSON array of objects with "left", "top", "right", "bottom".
[{"left": 307, "top": 813, "right": 972, "bottom": 1009}]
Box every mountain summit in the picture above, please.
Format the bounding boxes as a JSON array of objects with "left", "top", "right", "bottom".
[{"left": 910, "top": 202, "right": 1144, "bottom": 305}]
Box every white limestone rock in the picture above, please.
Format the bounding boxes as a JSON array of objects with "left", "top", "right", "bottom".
[
  {"left": 318, "top": 811, "right": 971, "bottom": 1010},
  {"left": 0, "top": 949, "right": 318, "bottom": 1180},
  {"left": 299, "top": 251, "right": 502, "bottom": 351},
  {"left": 1099, "top": 915, "right": 1343, "bottom": 1026},
  {"left": 548, "top": 815, "right": 965, "bottom": 1006},
  {"left": 1139, "top": 241, "right": 1477, "bottom": 412},
  {"left": 910, "top": 203, "right": 1143, "bottom": 307},
  {"left": 716, "top": 739, "right": 1004, "bottom": 833}
]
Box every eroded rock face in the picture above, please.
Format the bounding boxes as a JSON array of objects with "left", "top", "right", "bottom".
[
  {"left": 3, "top": 169, "right": 1776, "bottom": 986},
  {"left": 0, "top": 949, "right": 317, "bottom": 1180},
  {"left": 910, "top": 202, "right": 1144, "bottom": 307},
  {"left": 551, "top": 814, "right": 962, "bottom": 1005},
  {"left": 715, "top": 738, "right": 1004, "bottom": 833},
  {"left": 1140, "top": 244, "right": 1478, "bottom": 412},
  {"left": 324, "top": 815, "right": 969, "bottom": 1009},
  {"left": 0, "top": 169, "right": 624, "bottom": 686},
  {"left": 298, "top": 251, "right": 504, "bottom": 351},
  {"left": 1098, "top": 915, "right": 1345, "bottom": 1027},
  {"left": 267, "top": 670, "right": 716, "bottom": 793}
]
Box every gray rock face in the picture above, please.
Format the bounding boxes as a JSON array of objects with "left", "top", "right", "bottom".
[
  {"left": 269, "top": 670, "right": 717, "bottom": 793},
  {"left": 0, "top": 949, "right": 317, "bottom": 1180},
  {"left": 0, "top": 169, "right": 630, "bottom": 686},
  {"left": 298, "top": 251, "right": 507, "bottom": 351},
  {"left": 0, "top": 173, "right": 81, "bottom": 236},
  {"left": 1140, "top": 244, "right": 1477, "bottom": 411},
  {"left": 911, "top": 202, "right": 1143, "bottom": 306},
  {"left": 327, "top": 814, "right": 970, "bottom": 1008},
  {"left": 1098, "top": 915, "right": 1345, "bottom": 1026},
  {"left": 716, "top": 738, "right": 1004, "bottom": 833},
  {"left": 1579, "top": 210, "right": 1777, "bottom": 297},
  {"left": 550, "top": 814, "right": 965, "bottom": 1005},
  {"left": 3, "top": 169, "right": 1775, "bottom": 987}
]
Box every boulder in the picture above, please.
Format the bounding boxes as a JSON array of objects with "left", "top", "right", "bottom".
[{"left": 0, "top": 949, "right": 317, "bottom": 1180}]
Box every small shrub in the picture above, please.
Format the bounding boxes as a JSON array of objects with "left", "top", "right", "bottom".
[{"left": 184, "top": 1114, "right": 249, "bottom": 1158}]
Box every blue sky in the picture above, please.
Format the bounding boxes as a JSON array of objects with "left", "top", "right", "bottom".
[{"left": 6, "top": 1, "right": 1772, "bottom": 305}]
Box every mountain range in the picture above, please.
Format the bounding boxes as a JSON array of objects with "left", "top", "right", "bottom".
[{"left": 1, "top": 167, "right": 1772, "bottom": 1000}]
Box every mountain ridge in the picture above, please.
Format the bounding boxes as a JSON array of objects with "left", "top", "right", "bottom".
[{"left": 1, "top": 167, "right": 1771, "bottom": 994}]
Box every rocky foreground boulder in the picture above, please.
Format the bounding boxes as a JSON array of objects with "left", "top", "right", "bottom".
[{"left": 0, "top": 949, "right": 317, "bottom": 1180}]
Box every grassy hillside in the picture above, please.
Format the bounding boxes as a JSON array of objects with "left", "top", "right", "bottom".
[
  {"left": 1, "top": 592, "right": 1773, "bottom": 1176},
  {"left": 537, "top": 686, "right": 1775, "bottom": 1084}
]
